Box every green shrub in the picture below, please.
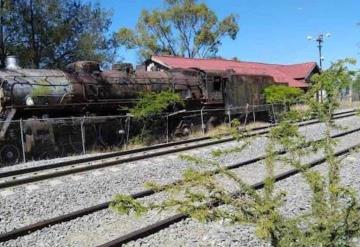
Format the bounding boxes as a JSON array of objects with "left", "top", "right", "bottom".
[
  {"left": 130, "top": 90, "right": 184, "bottom": 119},
  {"left": 128, "top": 90, "right": 184, "bottom": 145},
  {"left": 264, "top": 85, "right": 303, "bottom": 104},
  {"left": 111, "top": 59, "right": 360, "bottom": 246}
]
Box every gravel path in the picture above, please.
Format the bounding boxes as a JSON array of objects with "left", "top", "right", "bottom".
[
  {"left": 1, "top": 115, "right": 360, "bottom": 246},
  {"left": 0, "top": 115, "right": 359, "bottom": 235}
]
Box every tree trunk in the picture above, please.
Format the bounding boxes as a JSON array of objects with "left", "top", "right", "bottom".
[
  {"left": 0, "top": 0, "right": 5, "bottom": 68},
  {"left": 29, "top": 0, "right": 40, "bottom": 68}
]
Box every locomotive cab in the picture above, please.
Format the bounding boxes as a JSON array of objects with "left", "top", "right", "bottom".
[{"left": 200, "top": 70, "right": 231, "bottom": 106}]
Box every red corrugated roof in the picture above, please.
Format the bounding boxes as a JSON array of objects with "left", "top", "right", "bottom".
[{"left": 151, "top": 55, "right": 318, "bottom": 88}]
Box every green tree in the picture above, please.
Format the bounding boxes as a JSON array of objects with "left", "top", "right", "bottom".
[
  {"left": 351, "top": 72, "right": 360, "bottom": 94},
  {"left": 0, "top": 0, "right": 20, "bottom": 68},
  {"left": 117, "top": 0, "right": 239, "bottom": 60},
  {"left": 2, "top": 0, "right": 117, "bottom": 69},
  {"left": 129, "top": 90, "right": 184, "bottom": 144},
  {"left": 112, "top": 59, "right": 360, "bottom": 246},
  {"left": 264, "top": 85, "right": 304, "bottom": 105},
  {"left": 130, "top": 90, "right": 183, "bottom": 119}
]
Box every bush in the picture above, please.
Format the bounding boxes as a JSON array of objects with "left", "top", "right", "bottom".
[
  {"left": 264, "top": 85, "right": 303, "bottom": 104},
  {"left": 128, "top": 90, "right": 184, "bottom": 144},
  {"left": 130, "top": 90, "right": 183, "bottom": 119},
  {"left": 112, "top": 59, "right": 360, "bottom": 246}
]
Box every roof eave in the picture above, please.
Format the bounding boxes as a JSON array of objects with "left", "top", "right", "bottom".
[
  {"left": 304, "top": 63, "right": 320, "bottom": 80},
  {"left": 151, "top": 56, "right": 173, "bottom": 69}
]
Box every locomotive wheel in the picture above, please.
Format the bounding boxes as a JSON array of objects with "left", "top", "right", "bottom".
[
  {"left": 98, "top": 120, "right": 124, "bottom": 147},
  {"left": 69, "top": 124, "right": 97, "bottom": 154},
  {"left": 0, "top": 144, "right": 20, "bottom": 165}
]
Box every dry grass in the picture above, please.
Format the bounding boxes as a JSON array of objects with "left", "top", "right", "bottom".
[
  {"left": 338, "top": 100, "right": 360, "bottom": 109},
  {"left": 122, "top": 142, "right": 146, "bottom": 151}
]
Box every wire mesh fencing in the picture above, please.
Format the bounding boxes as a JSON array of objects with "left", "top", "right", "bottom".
[
  {"left": 0, "top": 103, "right": 282, "bottom": 166},
  {"left": 0, "top": 115, "right": 131, "bottom": 165}
]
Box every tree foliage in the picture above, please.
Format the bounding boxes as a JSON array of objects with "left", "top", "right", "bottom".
[
  {"left": 117, "top": 0, "right": 239, "bottom": 60},
  {"left": 308, "top": 58, "right": 357, "bottom": 117},
  {"left": 130, "top": 90, "right": 184, "bottom": 119},
  {"left": 264, "top": 85, "right": 304, "bottom": 104},
  {"left": 351, "top": 71, "right": 360, "bottom": 93},
  {"left": 112, "top": 58, "right": 360, "bottom": 246},
  {"left": 128, "top": 90, "right": 184, "bottom": 145},
  {"left": 0, "top": 0, "right": 117, "bottom": 69}
]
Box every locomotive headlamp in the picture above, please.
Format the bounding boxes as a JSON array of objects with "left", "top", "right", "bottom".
[{"left": 25, "top": 96, "right": 34, "bottom": 106}]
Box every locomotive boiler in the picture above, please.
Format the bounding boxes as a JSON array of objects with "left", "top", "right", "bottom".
[{"left": 0, "top": 56, "right": 274, "bottom": 164}]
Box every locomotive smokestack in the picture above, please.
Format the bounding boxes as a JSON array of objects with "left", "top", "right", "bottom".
[{"left": 5, "top": 56, "right": 20, "bottom": 70}]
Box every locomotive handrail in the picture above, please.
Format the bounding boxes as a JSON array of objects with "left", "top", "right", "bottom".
[
  {"left": 10, "top": 76, "right": 69, "bottom": 87},
  {"left": 58, "top": 93, "right": 71, "bottom": 104}
]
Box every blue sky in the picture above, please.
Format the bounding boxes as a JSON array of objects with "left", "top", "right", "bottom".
[{"left": 86, "top": 0, "right": 359, "bottom": 68}]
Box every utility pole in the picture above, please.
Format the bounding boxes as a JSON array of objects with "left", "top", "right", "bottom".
[
  {"left": 307, "top": 33, "right": 331, "bottom": 70},
  {"left": 316, "top": 34, "right": 324, "bottom": 69},
  {"left": 307, "top": 33, "right": 331, "bottom": 102}
]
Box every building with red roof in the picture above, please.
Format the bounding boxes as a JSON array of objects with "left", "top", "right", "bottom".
[{"left": 145, "top": 55, "right": 320, "bottom": 89}]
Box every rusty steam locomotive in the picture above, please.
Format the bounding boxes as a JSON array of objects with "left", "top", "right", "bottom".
[{"left": 0, "top": 56, "right": 274, "bottom": 164}]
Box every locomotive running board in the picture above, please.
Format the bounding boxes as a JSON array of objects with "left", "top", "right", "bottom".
[{"left": 0, "top": 108, "right": 16, "bottom": 140}]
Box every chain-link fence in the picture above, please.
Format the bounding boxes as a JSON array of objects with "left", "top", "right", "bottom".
[{"left": 0, "top": 103, "right": 282, "bottom": 166}]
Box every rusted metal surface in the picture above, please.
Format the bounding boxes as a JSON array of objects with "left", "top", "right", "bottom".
[
  {"left": 0, "top": 59, "right": 280, "bottom": 164},
  {"left": 225, "top": 74, "right": 274, "bottom": 107},
  {"left": 0, "top": 108, "right": 15, "bottom": 139},
  {"left": 0, "top": 69, "right": 72, "bottom": 107},
  {"left": 0, "top": 61, "right": 274, "bottom": 118}
]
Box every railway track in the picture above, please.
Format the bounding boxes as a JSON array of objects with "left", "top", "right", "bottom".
[
  {"left": 0, "top": 111, "right": 359, "bottom": 245},
  {"left": 0, "top": 109, "right": 356, "bottom": 190},
  {"left": 97, "top": 143, "right": 358, "bottom": 247}
]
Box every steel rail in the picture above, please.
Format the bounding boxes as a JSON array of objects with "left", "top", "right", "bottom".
[
  {"left": 0, "top": 122, "right": 359, "bottom": 243},
  {"left": 0, "top": 110, "right": 355, "bottom": 189},
  {"left": 96, "top": 140, "right": 359, "bottom": 247}
]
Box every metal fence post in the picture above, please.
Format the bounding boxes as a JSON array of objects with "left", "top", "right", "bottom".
[
  {"left": 166, "top": 114, "right": 169, "bottom": 143},
  {"left": 271, "top": 104, "right": 277, "bottom": 124},
  {"left": 252, "top": 105, "right": 256, "bottom": 124},
  {"left": 227, "top": 108, "right": 231, "bottom": 128},
  {"left": 19, "top": 119, "right": 26, "bottom": 163},
  {"left": 349, "top": 81, "right": 353, "bottom": 108},
  {"left": 126, "top": 115, "right": 131, "bottom": 149},
  {"left": 80, "top": 116, "right": 86, "bottom": 155},
  {"left": 200, "top": 107, "right": 205, "bottom": 135},
  {"left": 244, "top": 104, "right": 249, "bottom": 127}
]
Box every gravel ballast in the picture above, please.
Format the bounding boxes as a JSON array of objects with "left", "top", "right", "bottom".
[
  {"left": 0, "top": 115, "right": 359, "bottom": 234},
  {"left": 122, "top": 148, "right": 360, "bottom": 247},
  {"left": 2, "top": 135, "right": 360, "bottom": 247},
  {"left": 1, "top": 114, "right": 360, "bottom": 246}
]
